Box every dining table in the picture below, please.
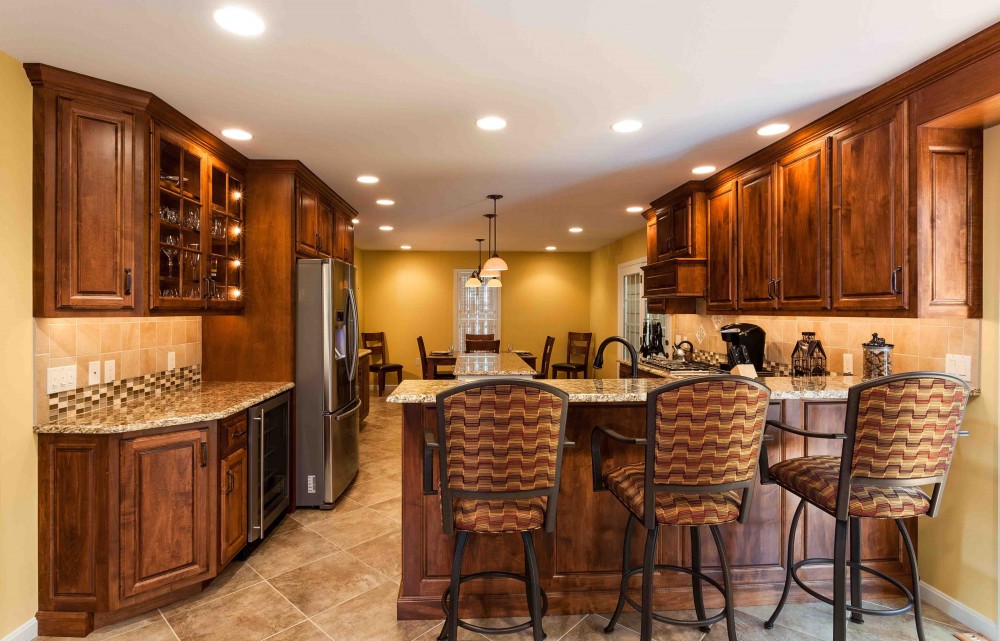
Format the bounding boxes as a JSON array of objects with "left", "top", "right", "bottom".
[{"left": 426, "top": 350, "right": 537, "bottom": 378}]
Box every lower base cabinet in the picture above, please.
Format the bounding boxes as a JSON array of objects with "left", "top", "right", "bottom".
[{"left": 37, "top": 414, "right": 251, "bottom": 637}]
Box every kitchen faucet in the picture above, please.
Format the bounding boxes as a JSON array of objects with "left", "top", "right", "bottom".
[{"left": 593, "top": 336, "right": 639, "bottom": 378}]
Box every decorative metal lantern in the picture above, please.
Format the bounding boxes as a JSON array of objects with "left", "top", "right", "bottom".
[{"left": 791, "top": 331, "right": 827, "bottom": 381}]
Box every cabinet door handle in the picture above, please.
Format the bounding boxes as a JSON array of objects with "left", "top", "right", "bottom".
[
  {"left": 767, "top": 279, "right": 774, "bottom": 299},
  {"left": 316, "top": 233, "right": 322, "bottom": 252},
  {"left": 226, "top": 469, "right": 235, "bottom": 494},
  {"left": 773, "top": 278, "right": 781, "bottom": 300},
  {"left": 703, "top": 285, "right": 709, "bottom": 298},
  {"left": 230, "top": 429, "right": 247, "bottom": 440},
  {"left": 200, "top": 441, "right": 208, "bottom": 467},
  {"left": 124, "top": 268, "right": 132, "bottom": 296},
  {"left": 891, "top": 266, "right": 903, "bottom": 295}
]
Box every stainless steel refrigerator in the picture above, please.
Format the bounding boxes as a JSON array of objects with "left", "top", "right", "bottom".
[{"left": 295, "top": 258, "right": 361, "bottom": 507}]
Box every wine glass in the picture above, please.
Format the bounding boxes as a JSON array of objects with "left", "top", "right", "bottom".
[{"left": 162, "top": 247, "right": 179, "bottom": 279}]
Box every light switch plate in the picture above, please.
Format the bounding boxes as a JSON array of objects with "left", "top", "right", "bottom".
[
  {"left": 946, "top": 354, "right": 972, "bottom": 382},
  {"left": 46, "top": 365, "right": 76, "bottom": 394},
  {"left": 167, "top": 351, "right": 176, "bottom": 370},
  {"left": 104, "top": 360, "right": 116, "bottom": 383},
  {"left": 843, "top": 354, "right": 854, "bottom": 376},
  {"left": 88, "top": 361, "right": 101, "bottom": 386}
]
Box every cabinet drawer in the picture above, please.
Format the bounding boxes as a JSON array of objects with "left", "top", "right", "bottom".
[
  {"left": 220, "top": 412, "right": 248, "bottom": 455},
  {"left": 642, "top": 259, "right": 706, "bottom": 298}
]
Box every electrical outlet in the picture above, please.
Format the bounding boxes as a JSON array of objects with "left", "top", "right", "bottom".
[
  {"left": 843, "top": 354, "right": 854, "bottom": 376},
  {"left": 88, "top": 361, "right": 101, "bottom": 386},
  {"left": 104, "top": 360, "right": 116, "bottom": 383},
  {"left": 46, "top": 365, "right": 76, "bottom": 394},
  {"left": 167, "top": 351, "right": 176, "bottom": 370},
  {"left": 946, "top": 354, "right": 973, "bottom": 382},
  {"left": 415, "top": 358, "right": 422, "bottom": 367}
]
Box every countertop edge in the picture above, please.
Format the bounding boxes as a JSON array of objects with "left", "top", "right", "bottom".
[{"left": 35, "top": 382, "right": 295, "bottom": 434}]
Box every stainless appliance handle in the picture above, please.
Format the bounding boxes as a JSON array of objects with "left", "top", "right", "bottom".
[
  {"left": 346, "top": 286, "right": 359, "bottom": 383},
  {"left": 255, "top": 414, "right": 264, "bottom": 533},
  {"left": 334, "top": 397, "right": 362, "bottom": 422},
  {"left": 322, "top": 261, "right": 334, "bottom": 413}
]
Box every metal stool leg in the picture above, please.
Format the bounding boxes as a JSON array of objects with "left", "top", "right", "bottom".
[
  {"left": 898, "top": 520, "right": 927, "bottom": 641},
  {"left": 640, "top": 524, "right": 659, "bottom": 641},
  {"left": 521, "top": 532, "right": 546, "bottom": 641},
  {"left": 690, "top": 527, "right": 711, "bottom": 633},
  {"left": 604, "top": 513, "right": 634, "bottom": 633},
  {"left": 766, "top": 498, "right": 805, "bottom": 629},
  {"left": 710, "top": 525, "right": 737, "bottom": 641},
  {"left": 439, "top": 531, "right": 469, "bottom": 641},
  {"left": 833, "top": 519, "right": 849, "bottom": 641},
  {"left": 850, "top": 517, "right": 864, "bottom": 624}
]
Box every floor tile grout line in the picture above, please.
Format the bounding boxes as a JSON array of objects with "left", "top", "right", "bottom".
[
  {"left": 339, "top": 538, "right": 402, "bottom": 584},
  {"left": 261, "top": 577, "right": 314, "bottom": 637},
  {"left": 158, "top": 609, "right": 182, "bottom": 641},
  {"left": 158, "top": 573, "right": 268, "bottom": 621}
]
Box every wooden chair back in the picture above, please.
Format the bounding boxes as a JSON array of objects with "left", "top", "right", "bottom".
[
  {"left": 416, "top": 336, "right": 430, "bottom": 379},
  {"left": 466, "top": 339, "right": 500, "bottom": 353},
  {"left": 362, "top": 332, "right": 388, "bottom": 365},
  {"left": 466, "top": 333, "right": 494, "bottom": 342},
  {"left": 566, "top": 332, "right": 592, "bottom": 366},
  {"left": 538, "top": 336, "right": 555, "bottom": 378}
]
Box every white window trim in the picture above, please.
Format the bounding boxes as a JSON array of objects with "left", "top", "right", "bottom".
[
  {"left": 453, "top": 269, "right": 501, "bottom": 352},
  {"left": 617, "top": 257, "right": 646, "bottom": 362}
]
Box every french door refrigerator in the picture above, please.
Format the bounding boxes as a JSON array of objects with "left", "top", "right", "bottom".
[{"left": 295, "top": 258, "right": 361, "bottom": 507}]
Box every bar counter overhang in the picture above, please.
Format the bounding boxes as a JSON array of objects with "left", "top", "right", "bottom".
[{"left": 387, "top": 376, "right": 919, "bottom": 620}]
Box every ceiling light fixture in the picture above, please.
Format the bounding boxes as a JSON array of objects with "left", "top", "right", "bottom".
[
  {"left": 692, "top": 165, "right": 716, "bottom": 175},
  {"left": 465, "top": 238, "right": 486, "bottom": 288},
  {"left": 351, "top": 217, "right": 360, "bottom": 225},
  {"left": 376, "top": 199, "right": 395, "bottom": 206},
  {"left": 400, "top": 245, "right": 411, "bottom": 250},
  {"left": 569, "top": 227, "right": 583, "bottom": 233},
  {"left": 221, "top": 128, "right": 253, "bottom": 141},
  {"left": 611, "top": 119, "right": 643, "bottom": 133},
  {"left": 213, "top": 5, "right": 265, "bottom": 36},
  {"left": 757, "top": 122, "right": 790, "bottom": 136},
  {"left": 476, "top": 116, "right": 507, "bottom": 131},
  {"left": 626, "top": 206, "right": 644, "bottom": 213},
  {"left": 546, "top": 246, "right": 557, "bottom": 251},
  {"left": 482, "top": 195, "right": 508, "bottom": 272},
  {"left": 379, "top": 225, "right": 393, "bottom": 231},
  {"left": 357, "top": 175, "right": 379, "bottom": 184}
]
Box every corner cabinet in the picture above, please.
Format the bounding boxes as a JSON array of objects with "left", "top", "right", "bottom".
[{"left": 641, "top": 184, "right": 705, "bottom": 311}]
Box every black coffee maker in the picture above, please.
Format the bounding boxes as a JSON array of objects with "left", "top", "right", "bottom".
[{"left": 720, "top": 323, "right": 766, "bottom": 372}]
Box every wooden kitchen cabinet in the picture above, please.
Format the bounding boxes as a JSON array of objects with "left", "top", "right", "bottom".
[
  {"left": 119, "top": 428, "right": 213, "bottom": 598},
  {"left": 831, "top": 101, "right": 908, "bottom": 311},
  {"left": 706, "top": 180, "right": 739, "bottom": 311},
  {"left": 736, "top": 166, "right": 777, "bottom": 310},
  {"left": 643, "top": 184, "right": 706, "bottom": 305},
  {"left": 219, "top": 446, "right": 248, "bottom": 567},
  {"left": 295, "top": 183, "right": 322, "bottom": 257},
  {"left": 335, "top": 207, "right": 355, "bottom": 263}
]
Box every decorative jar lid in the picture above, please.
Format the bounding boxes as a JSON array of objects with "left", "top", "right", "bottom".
[{"left": 862, "top": 333, "right": 894, "bottom": 349}]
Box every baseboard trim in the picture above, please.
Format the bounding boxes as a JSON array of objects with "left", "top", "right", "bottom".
[
  {"left": 920, "top": 581, "right": 998, "bottom": 640},
  {"left": 2, "top": 618, "right": 38, "bottom": 641}
]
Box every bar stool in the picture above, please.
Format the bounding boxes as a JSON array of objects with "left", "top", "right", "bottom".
[
  {"left": 761, "top": 372, "right": 971, "bottom": 641},
  {"left": 591, "top": 376, "right": 771, "bottom": 641},
  {"left": 423, "top": 380, "right": 572, "bottom": 641},
  {"left": 533, "top": 336, "right": 555, "bottom": 379},
  {"left": 551, "top": 332, "right": 592, "bottom": 378},
  {"left": 362, "top": 332, "right": 404, "bottom": 396}
]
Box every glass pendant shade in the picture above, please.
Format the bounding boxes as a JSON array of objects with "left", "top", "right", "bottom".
[
  {"left": 482, "top": 256, "right": 508, "bottom": 271},
  {"left": 486, "top": 278, "right": 502, "bottom": 288},
  {"left": 479, "top": 268, "right": 500, "bottom": 279},
  {"left": 464, "top": 275, "right": 481, "bottom": 288}
]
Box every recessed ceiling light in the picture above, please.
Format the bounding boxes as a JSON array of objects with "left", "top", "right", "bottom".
[
  {"left": 351, "top": 218, "right": 360, "bottom": 224},
  {"left": 376, "top": 199, "right": 395, "bottom": 206},
  {"left": 357, "top": 175, "right": 379, "bottom": 184},
  {"left": 221, "top": 128, "right": 252, "bottom": 141},
  {"left": 569, "top": 227, "right": 583, "bottom": 233},
  {"left": 692, "top": 165, "right": 716, "bottom": 175},
  {"left": 213, "top": 5, "right": 265, "bottom": 36},
  {"left": 379, "top": 225, "right": 393, "bottom": 231},
  {"left": 757, "top": 122, "right": 790, "bottom": 136},
  {"left": 400, "top": 245, "right": 411, "bottom": 250},
  {"left": 611, "top": 119, "right": 643, "bottom": 133},
  {"left": 545, "top": 246, "right": 557, "bottom": 251},
  {"left": 626, "top": 206, "right": 644, "bottom": 213},
  {"left": 476, "top": 116, "right": 507, "bottom": 131}
]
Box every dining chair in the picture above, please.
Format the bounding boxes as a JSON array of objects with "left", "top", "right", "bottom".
[
  {"left": 417, "top": 336, "right": 454, "bottom": 380},
  {"left": 551, "top": 332, "right": 592, "bottom": 378},
  {"left": 466, "top": 339, "right": 500, "bottom": 353},
  {"left": 361, "top": 332, "right": 404, "bottom": 396},
  {"left": 534, "top": 336, "right": 555, "bottom": 379},
  {"left": 465, "top": 333, "right": 495, "bottom": 343}
]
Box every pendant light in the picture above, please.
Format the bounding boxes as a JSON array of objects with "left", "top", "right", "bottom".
[
  {"left": 464, "top": 239, "right": 485, "bottom": 288},
  {"left": 479, "top": 214, "right": 502, "bottom": 286},
  {"left": 482, "top": 194, "right": 508, "bottom": 271}
]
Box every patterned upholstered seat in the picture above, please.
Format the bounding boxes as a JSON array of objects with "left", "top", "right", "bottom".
[
  {"left": 770, "top": 456, "right": 930, "bottom": 519},
  {"left": 604, "top": 463, "right": 742, "bottom": 525},
  {"left": 453, "top": 497, "right": 547, "bottom": 533}
]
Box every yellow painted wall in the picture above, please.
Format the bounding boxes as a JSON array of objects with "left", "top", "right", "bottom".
[
  {"left": 358, "top": 251, "right": 590, "bottom": 379},
  {"left": 588, "top": 229, "right": 647, "bottom": 378},
  {"left": 918, "top": 126, "right": 1000, "bottom": 621},
  {"left": 0, "top": 51, "right": 37, "bottom": 636}
]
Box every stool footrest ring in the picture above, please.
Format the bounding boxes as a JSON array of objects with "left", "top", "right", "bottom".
[
  {"left": 790, "top": 557, "right": 915, "bottom": 617},
  {"left": 619, "top": 564, "right": 727, "bottom": 627},
  {"left": 440, "top": 570, "right": 549, "bottom": 636}
]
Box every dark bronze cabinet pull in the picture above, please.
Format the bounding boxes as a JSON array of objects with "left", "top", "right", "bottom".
[
  {"left": 230, "top": 429, "right": 247, "bottom": 440},
  {"left": 200, "top": 441, "right": 208, "bottom": 467},
  {"left": 124, "top": 267, "right": 132, "bottom": 296},
  {"left": 891, "top": 266, "right": 903, "bottom": 295},
  {"left": 773, "top": 277, "right": 781, "bottom": 300},
  {"left": 226, "top": 470, "right": 235, "bottom": 494}
]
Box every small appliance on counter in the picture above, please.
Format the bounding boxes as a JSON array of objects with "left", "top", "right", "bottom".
[
  {"left": 720, "top": 323, "right": 774, "bottom": 376},
  {"left": 862, "top": 333, "right": 894, "bottom": 380}
]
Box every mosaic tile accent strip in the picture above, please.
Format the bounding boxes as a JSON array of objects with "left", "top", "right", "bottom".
[
  {"left": 692, "top": 350, "right": 792, "bottom": 376},
  {"left": 48, "top": 364, "right": 202, "bottom": 422}
]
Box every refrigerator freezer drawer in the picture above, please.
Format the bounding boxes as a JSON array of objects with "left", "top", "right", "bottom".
[{"left": 324, "top": 398, "right": 361, "bottom": 503}]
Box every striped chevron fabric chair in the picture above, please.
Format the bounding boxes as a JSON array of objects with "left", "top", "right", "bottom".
[
  {"left": 762, "top": 372, "right": 972, "bottom": 641},
  {"left": 591, "top": 376, "right": 771, "bottom": 641},
  {"left": 423, "top": 380, "right": 571, "bottom": 641}
]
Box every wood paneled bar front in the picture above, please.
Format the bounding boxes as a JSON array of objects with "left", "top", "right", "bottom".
[{"left": 388, "top": 377, "right": 917, "bottom": 620}]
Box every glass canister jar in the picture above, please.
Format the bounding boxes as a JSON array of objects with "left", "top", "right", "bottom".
[{"left": 862, "top": 333, "right": 893, "bottom": 380}]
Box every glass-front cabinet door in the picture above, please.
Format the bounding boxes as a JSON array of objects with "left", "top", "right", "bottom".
[{"left": 149, "top": 124, "right": 244, "bottom": 312}]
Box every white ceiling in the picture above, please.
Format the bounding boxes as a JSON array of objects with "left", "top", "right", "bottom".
[{"left": 3, "top": 1, "right": 1000, "bottom": 251}]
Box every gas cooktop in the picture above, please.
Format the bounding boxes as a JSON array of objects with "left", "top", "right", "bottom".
[{"left": 640, "top": 356, "right": 727, "bottom": 376}]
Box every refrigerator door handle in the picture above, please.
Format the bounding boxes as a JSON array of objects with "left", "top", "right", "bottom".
[
  {"left": 334, "top": 397, "right": 362, "bottom": 422},
  {"left": 345, "top": 286, "right": 359, "bottom": 383}
]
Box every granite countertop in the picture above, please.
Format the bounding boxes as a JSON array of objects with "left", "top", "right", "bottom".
[
  {"left": 387, "top": 375, "right": 863, "bottom": 404},
  {"left": 35, "top": 381, "right": 294, "bottom": 434},
  {"left": 453, "top": 352, "right": 536, "bottom": 377}
]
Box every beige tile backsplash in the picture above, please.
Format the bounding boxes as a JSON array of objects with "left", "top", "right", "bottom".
[
  {"left": 34, "top": 317, "right": 202, "bottom": 420},
  {"left": 672, "top": 311, "right": 981, "bottom": 385}
]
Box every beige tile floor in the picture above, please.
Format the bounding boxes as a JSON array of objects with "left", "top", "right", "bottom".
[{"left": 40, "top": 394, "right": 979, "bottom": 641}]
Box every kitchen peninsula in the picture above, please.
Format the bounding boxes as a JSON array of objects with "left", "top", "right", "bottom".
[
  {"left": 453, "top": 352, "right": 537, "bottom": 380},
  {"left": 388, "top": 375, "right": 911, "bottom": 620}
]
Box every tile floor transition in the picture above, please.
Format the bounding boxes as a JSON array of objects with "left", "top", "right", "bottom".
[{"left": 39, "top": 393, "right": 981, "bottom": 641}]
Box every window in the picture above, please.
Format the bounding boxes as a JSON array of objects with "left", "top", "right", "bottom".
[
  {"left": 454, "top": 270, "right": 501, "bottom": 352},
  {"left": 617, "top": 259, "right": 669, "bottom": 360}
]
